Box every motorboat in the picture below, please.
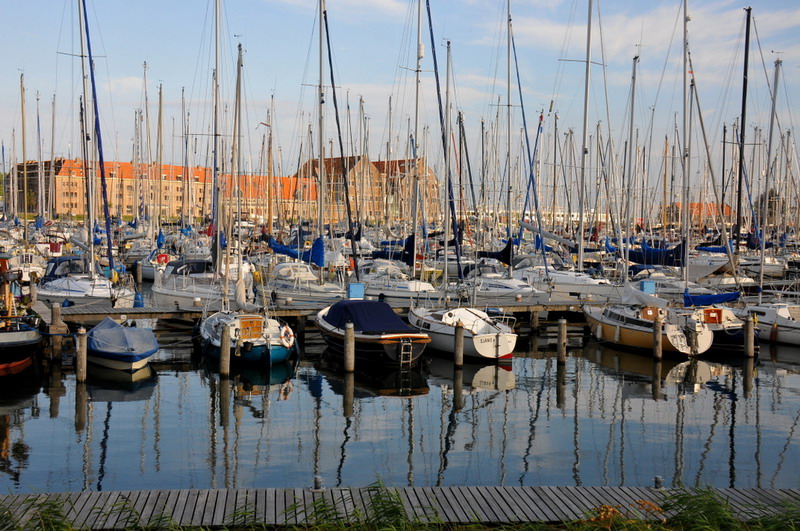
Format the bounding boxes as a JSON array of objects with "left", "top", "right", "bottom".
[
  {"left": 408, "top": 306, "right": 516, "bottom": 361},
  {"left": 315, "top": 299, "right": 430, "bottom": 367},
  {"left": 198, "top": 310, "right": 295, "bottom": 366},
  {"left": 86, "top": 317, "right": 159, "bottom": 371}
]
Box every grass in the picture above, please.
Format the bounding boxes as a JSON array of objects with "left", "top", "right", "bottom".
[{"left": 0, "top": 485, "right": 797, "bottom": 530}]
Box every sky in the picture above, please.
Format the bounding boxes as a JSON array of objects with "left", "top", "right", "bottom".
[{"left": 2, "top": 0, "right": 799, "bottom": 190}]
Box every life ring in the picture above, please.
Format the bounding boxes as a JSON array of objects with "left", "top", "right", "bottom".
[
  {"left": 156, "top": 253, "right": 170, "bottom": 265},
  {"left": 279, "top": 325, "right": 295, "bottom": 348}
]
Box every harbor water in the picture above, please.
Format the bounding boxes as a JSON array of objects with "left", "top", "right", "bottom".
[{"left": 0, "top": 324, "right": 798, "bottom": 494}]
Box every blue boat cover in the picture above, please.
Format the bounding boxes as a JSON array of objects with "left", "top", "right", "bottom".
[
  {"left": 269, "top": 236, "right": 325, "bottom": 267},
  {"left": 324, "top": 300, "right": 414, "bottom": 335},
  {"left": 683, "top": 291, "right": 740, "bottom": 307},
  {"left": 87, "top": 317, "right": 159, "bottom": 360}
]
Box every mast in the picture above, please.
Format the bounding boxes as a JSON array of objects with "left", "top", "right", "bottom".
[
  {"left": 212, "top": 0, "right": 222, "bottom": 278},
  {"left": 576, "top": 0, "right": 593, "bottom": 272},
  {"left": 506, "top": 0, "right": 514, "bottom": 275},
  {"left": 410, "top": 0, "right": 424, "bottom": 277},
  {"left": 20, "top": 75, "right": 29, "bottom": 243},
  {"left": 318, "top": 0, "right": 326, "bottom": 241},
  {"left": 734, "top": 6, "right": 752, "bottom": 253},
  {"left": 758, "top": 58, "right": 781, "bottom": 303},
  {"left": 681, "top": 0, "right": 690, "bottom": 284}
]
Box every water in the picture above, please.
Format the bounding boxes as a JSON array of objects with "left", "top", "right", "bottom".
[{"left": 0, "top": 326, "right": 798, "bottom": 494}]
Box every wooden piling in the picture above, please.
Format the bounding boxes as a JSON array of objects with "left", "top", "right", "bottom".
[
  {"left": 557, "top": 318, "right": 567, "bottom": 364},
  {"left": 219, "top": 324, "right": 231, "bottom": 377},
  {"left": 652, "top": 315, "right": 663, "bottom": 361},
  {"left": 29, "top": 281, "right": 37, "bottom": 304},
  {"left": 652, "top": 360, "right": 662, "bottom": 401},
  {"left": 344, "top": 322, "right": 355, "bottom": 372},
  {"left": 135, "top": 260, "right": 143, "bottom": 287},
  {"left": 75, "top": 327, "right": 87, "bottom": 383},
  {"left": 454, "top": 321, "right": 464, "bottom": 368}
]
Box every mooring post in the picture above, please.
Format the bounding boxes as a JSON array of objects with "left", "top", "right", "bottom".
[
  {"left": 557, "top": 318, "right": 567, "bottom": 364},
  {"left": 50, "top": 303, "right": 68, "bottom": 360},
  {"left": 652, "top": 360, "right": 663, "bottom": 401},
  {"left": 454, "top": 321, "right": 464, "bottom": 368},
  {"left": 744, "top": 314, "right": 755, "bottom": 358},
  {"left": 29, "top": 281, "right": 37, "bottom": 304},
  {"left": 76, "top": 327, "right": 87, "bottom": 383},
  {"left": 653, "top": 314, "right": 663, "bottom": 361},
  {"left": 530, "top": 310, "right": 540, "bottom": 332},
  {"left": 344, "top": 322, "right": 355, "bottom": 372},
  {"left": 135, "top": 260, "right": 143, "bottom": 287},
  {"left": 219, "top": 324, "right": 231, "bottom": 377}
]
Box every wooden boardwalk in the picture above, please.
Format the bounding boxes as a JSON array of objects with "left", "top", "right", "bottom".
[{"left": 1, "top": 486, "right": 797, "bottom": 529}]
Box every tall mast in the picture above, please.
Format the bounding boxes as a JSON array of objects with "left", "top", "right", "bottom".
[
  {"left": 20, "top": 75, "right": 29, "bottom": 243},
  {"left": 410, "top": 0, "right": 424, "bottom": 276},
  {"left": 506, "top": 0, "right": 514, "bottom": 275},
  {"left": 681, "top": 0, "right": 690, "bottom": 283},
  {"left": 577, "top": 0, "right": 593, "bottom": 272},
  {"left": 212, "top": 0, "right": 222, "bottom": 277},
  {"left": 318, "top": 0, "right": 326, "bottom": 240},
  {"left": 734, "top": 6, "right": 752, "bottom": 253},
  {"left": 758, "top": 58, "right": 781, "bottom": 303}
]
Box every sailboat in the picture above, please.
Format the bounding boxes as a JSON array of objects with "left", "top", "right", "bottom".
[
  {"left": 0, "top": 252, "right": 42, "bottom": 375},
  {"left": 38, "top": 0, "right": 136, "bottom": 309},
  {"left": 197, "top": 40, "right": 296, "bottom": 367}
]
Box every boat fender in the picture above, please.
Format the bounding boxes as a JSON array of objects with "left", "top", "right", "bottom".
[
  {"left": 243, "top": 341, "right": 254, "bottom": 352},
  {"left": 156, "top": 253, "right": 170, "bottom": 265},
  {"left": 280, "top": 325, "right": 295, "bottom": 348}
]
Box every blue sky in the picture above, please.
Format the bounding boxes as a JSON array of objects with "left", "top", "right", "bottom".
[{"left": 2, "top": 0, "right": 799, "bottom": 184}]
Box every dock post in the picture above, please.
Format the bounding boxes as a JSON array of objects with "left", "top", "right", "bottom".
[
  {"left": 530, "top": 310, "right": 540, "bottom": 332},
  {"left": 29, "top": 281, "right": 37, "bottom": 304},
  {"left": 49, "top": 303, "right": 68, "bottom": 360},
  {"left": 344, "top": 322, "right": 355, "bottom": 372},
  {"left": 744, "top": 315, "right": 755, "bottom": 358},
  {"left": 557, "top": 318, "right": 567, "bottom": 364},
  {"left": 219, "top": 324, "right": 231, "bottom": 377},
  {"left": 343, "top": 372, "right": 354, "bottom": 417},
  {"left": 75, "top": 327, "right": 87, "bottom": 383},
  {"left": 135, "top": 260, "right": 143, "bottom": 287},
  {"left": 653, "top": 315, "right": 663, "bottom": 361},
  {"left": 454, "top": 321, "right": 464, "bottom": 368}
]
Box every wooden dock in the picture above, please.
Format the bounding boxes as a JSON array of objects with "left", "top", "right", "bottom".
[
  {"left": 32, "top": 300, "right": 588, "bottom": 329},
  {"left": 0, "top": 486, "right": 796, "bottom": 529}
]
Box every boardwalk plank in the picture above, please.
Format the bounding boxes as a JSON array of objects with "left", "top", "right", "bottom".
[
  {"left": 16, "top": 493, "right": 51, "bottom": 527},
  {"left": 560, "top": 485, "right": 602, "bottom": 518},
  {"left": 105, "top": 490, "right": 139, "bottom": 529},
  {"left": 73, "top": 491, "right": 105, "bottom": 528},
  {"left": 209, "top": 489, "right": 228, "bottom": 527},
  {"left": 348, "top": 487, "right": 371, "bottom": 523},
  {"left": 191, "top": 489, "right": 212, "bottom": 526},
  {"left": 152, "top": 490, "right": 180, "bottom": 527},
  {"left": 333, "top": 488, "right": 356, "bottom": 522},
  {"left": 412, "top": 486, "right": 440, "bottom": 523},
  {"left": 504, "top": 486, "right": 550, "bottom": 522},
  {"left": 263, "top": 488, "right": 277, "bottom": 525},
  {"left": 393, "top": 488, "right": 420, "bottom": 523},
  {"left": 63, "top": 491, "right": 91, "bottom": 524},
  {"left": 273, "top": 487, "right": 287, "bottom": 526},
  {"left": 82, "top": 491, "right": 113, "bottom": 529},
  {"left": 520, "top": 487, "right": 562, "bottom": 522},
  {"left": 144, "top": 490, "right": 173, "bottom": 528},
  {"left": 717, "top": 488, "right": 762, "bottom": 518},
  {"left": 180, "top": 489, "right": 202, "bottom": 526},
  {"left": 424, "top": 487, "right": 455, "bottom": 522},
  {"left": 483, "top": 486, "right": 522, "bottom": 522},
  {"left": 536, "top": 486, "right": 581, "bottom": 521},
  {"left": 438, "top": 486, "right": 471, "bottom": 523},
  {"left": 465, "top": 485, "right": 506, "bottom": 523},
  {"left": 169, "top": 489, "right": 191, "bottom": 524}
]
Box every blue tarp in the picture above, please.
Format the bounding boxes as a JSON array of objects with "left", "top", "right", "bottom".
[
  {"left": 323, "top": 300, "right": 413, "bottom": 334},
  {"left": 156, "top": 229, "right": 165, "bottom": 249},
  {"left": 269, "top": 236, "right": 325, "bottom": 267},
  {"left": 683, "top": 290, "right": 740, "bottom": 307}
]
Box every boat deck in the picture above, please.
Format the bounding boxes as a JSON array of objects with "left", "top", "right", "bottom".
[{"left": 1, "top": 486, "right": 796, "bottom": 528}]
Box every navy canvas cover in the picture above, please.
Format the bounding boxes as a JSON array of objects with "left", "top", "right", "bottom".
[{"left": 324, "top": 300, "right": 413, "bottom": 334}]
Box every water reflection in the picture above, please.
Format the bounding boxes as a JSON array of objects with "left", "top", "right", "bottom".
[{"left": 0, "top": 330, "right": 798, "bottom": 493}]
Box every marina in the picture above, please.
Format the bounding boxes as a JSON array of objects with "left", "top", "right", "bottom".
[{"left": 2, "top": 0, "right": 800, "bottom": 526}]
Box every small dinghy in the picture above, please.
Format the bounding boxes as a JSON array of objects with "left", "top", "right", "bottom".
[{"left": 87, "top": 317, "right": 159, "bottom": 372}]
